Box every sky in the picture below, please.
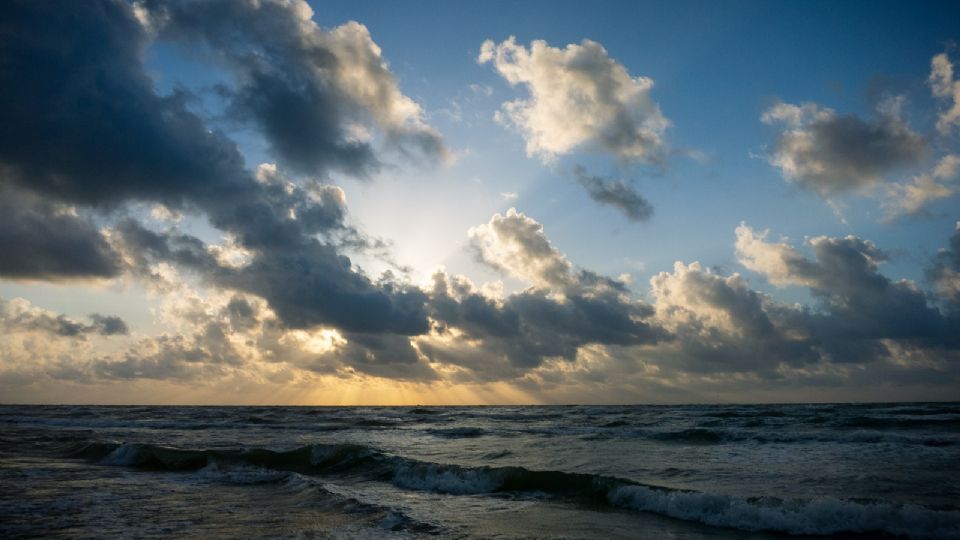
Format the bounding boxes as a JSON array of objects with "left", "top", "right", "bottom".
[{"left": 2, "top": 0, "right": 960, "bottom": 405}]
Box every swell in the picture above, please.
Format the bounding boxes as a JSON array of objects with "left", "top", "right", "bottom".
[{"left": 70, "top": 441, "right": 960, "bottom": 538}]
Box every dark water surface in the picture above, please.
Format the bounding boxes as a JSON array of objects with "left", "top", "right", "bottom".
[{"left": 1, "top": 403, "right": 958, "bottom": 538}]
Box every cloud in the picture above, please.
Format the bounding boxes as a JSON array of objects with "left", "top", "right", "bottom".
[
  {"left": 144, "top": 0, "right": 449, "bottom": 175},
  {"left": 930, "top": 222, "right": 960, "bottom": 306},
  {"left": 930, "top": 52, "right": 960, "bottom": 135},
  {"left": 883, "top": 154, "right": 960, "bottom": 218},
  {"left": 428, "top": 209, "right": 664, "bottom": 374},
  {"left": 1, "top": 297, "right": 128, "bottom": 337},
  {"left": 761, "top": 100, "right": 926, "bottom": 196},
  {"left": 424, "top": 269, "right": 663, "bottom": 374},
  {"left": 467, "top": 208, "right": 575, "bottom": 288},
  {"left": 638, "top": 223, "right": 960, "bottom": 378},
  {"left": 479, "top": 37, "right": 668, "bottom": 163},
  {"left": 114, "top": 215, "right": 431, "bottom": 336},
  {"left": 0, "top": 187, "right": 120, "bottom": 280},
  {"left": 735, "top": 224, "right": 955, "bottom": 351},
  {"left": 3, "top": 1, "right": 958, "bottom": 400},
  {"left": 0, "top": 1, "right": 432, "bottom": 336},
  {"left": 0, "top": 1, "right": 238, "bottom": 208},
  {"left": 646, "top": 261, "right": 820, "bottom": 373},
  {"left": 573, "top": 166, "right": 653, "bottom": 221}
]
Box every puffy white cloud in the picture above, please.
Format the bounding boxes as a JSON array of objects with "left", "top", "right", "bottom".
[
  {"left": 467, "top": 208, "right": 575, "bottom": 289},
  {"left": 930, "top": 52, "right": 960, "bottom": 135},
  {"left": 761, "top": 100, "right": 925, "bottom": 196},
  {"left": 650, "top": 261, "right": 775, "bottom": 337},
  {"left": 734, "top": 224, "right": 813, "bottom": 288},
  {"left": 322, "top": 21, "right": 450, "bottom": 162},
  {"left": 479, "top": 37, "right": 668, "bottom": 163}
]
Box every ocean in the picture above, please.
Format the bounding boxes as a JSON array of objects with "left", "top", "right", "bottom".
[{"left": 1, "top": 403, "right": 958, "bottom": 539}]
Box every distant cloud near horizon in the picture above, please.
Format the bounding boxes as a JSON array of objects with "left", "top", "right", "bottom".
[{"left": 1, "top": 297, "right": 128, "bottom": 338}]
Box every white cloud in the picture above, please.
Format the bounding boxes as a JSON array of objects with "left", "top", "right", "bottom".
[
  {"left": 883, "top": 154, "right": 960, "bottom": 218},
  {"left": 479, "top": 37, "right": 669, "bottom": 163},
  {"left": 930, "top": 52, "right": 960, "bottom": 135},
  {"left": 467, "top": 208, "right": 574, "bottom": 288},
  {"left": 324, "top": 21, "right": 448, "bottom": 160},
  {"left": 650, "top": 261, "right": 760, "bottom": 335},
  {"left": 734, "top": 224, "right": 812, "bottom": 287}
]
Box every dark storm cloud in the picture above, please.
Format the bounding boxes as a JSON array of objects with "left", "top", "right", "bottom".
[
  {"left": 573, "top": 166, "right": 653, "bottom": 222},
  {"left": 115, "top": 219, "right": 431, "bottom": 335},
  {"left": 227, "top": 69, "right": 380, "bottom": 176},
  {"left": 0, "top": 188, "right": 120, "bottom": 280},
  {"left": 0, "top": 1, "right": 246, "bottom": 209},
  {"left": 790, "top": 236, "right": 950, "bottom": 346},
  {"left": 224, "top": 249, "right": 431, "bottom": 335},
  {"left": 0, "top": 297, "right": 129, "bottom": 337},
  {"left": 142, "top": 0, "right": 448, "bottom": 176},
  {"left": 1, "top": 0, "right": 434, "bottom": 340},
  {"left": 424, "top": 281, "right": 665, "bottom": 380},
  {"left": 762, "top": 102, "right": 926, "bottom": 196}
]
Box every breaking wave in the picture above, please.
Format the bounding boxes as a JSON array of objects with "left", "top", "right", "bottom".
[{"left": 68, "top": 440, "right": 960, "bottom": 539}]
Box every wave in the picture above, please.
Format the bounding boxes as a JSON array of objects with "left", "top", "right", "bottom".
[
  {"left": 703, "top": 410, "right": 787, "bottom": 419},
  {"left": 70, "top": 440, "right": 960, "bottom": 538},
  {"left": 650, "top": 428, "right": 728, "bottom": 444},
  {"left": 198, "top": 464, "right": 438, "bottom": 534},
  {"left": 609, "top": 485, "right": 960, "bottom": 538},
  {"left": 840, "top": 416, "right": 960, "bottom": 430},
  {"left": 407, "top": 407, "right": 443, "bottom": 415},
  {"left": 426, "top": 427, "right": 486, "bottom": 438}
]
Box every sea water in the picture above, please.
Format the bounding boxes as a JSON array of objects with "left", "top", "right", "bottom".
[{"left": 1, "top": 403, "right": 958, "bottom": 538}]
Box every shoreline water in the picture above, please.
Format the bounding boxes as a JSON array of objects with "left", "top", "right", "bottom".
[{"left": 2, "top": 403, "right": 958, "bottom": 538}]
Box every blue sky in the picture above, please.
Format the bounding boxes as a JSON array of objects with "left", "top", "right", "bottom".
[
  {"left": 1, "top": 0, "right": 959, "bottom": 404},
  {"left": 301, "top": 0, "right": 960, "bottom": 286}
]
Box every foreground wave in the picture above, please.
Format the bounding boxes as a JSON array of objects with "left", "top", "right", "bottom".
[{"left": 70, "top": 441, "right": 960, "bottom": 538}]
